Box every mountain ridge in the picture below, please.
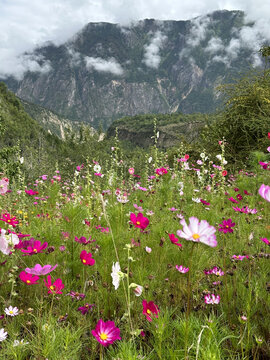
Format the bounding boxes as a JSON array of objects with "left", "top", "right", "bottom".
[{"left": 2, "top": 10, "right": 264, "bottom": 129}]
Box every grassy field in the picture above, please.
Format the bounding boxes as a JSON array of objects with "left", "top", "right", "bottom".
[{"left": 0, "top": 141, "right": 269, "bottom": 359}]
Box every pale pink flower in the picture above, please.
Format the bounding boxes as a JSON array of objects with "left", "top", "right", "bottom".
[
  {"left": 204, "top": 294, "right": 220, "bottom": 304},
  {"left": 175, "top": 265, "right": 189, "bottom": 273},
  {"left": 0, "top": 229, "right": 19, "bottom": 255},
  {"left": 25, "top": 264, "right": 58, "bottom": 275},
  {"left": 145, "top": 246, "right": 152, "bottom": 253},
  {"left": 177, "top": 217, "right": 217, "bottom": 247},
  {"left": 258, "top": 184, "right": 270, "bottom": 202}
]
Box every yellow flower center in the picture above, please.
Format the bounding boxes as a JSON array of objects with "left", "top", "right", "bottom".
[
  {"left": 136, "top": 221, "right": 141, "bottom": 225},
  {"left": 7, "top": 219, "right": 11, "bottom": 223},
  {"left": 147, "top": 309, "right": 151, "bottom": 314},
  {"left": 192, "top": 233, "right": 200, "bottom": 240},
  {"left": 9, "top": 310, "right": 13, "bottom": 314},
  {"left": 33, "top": 249, "right": 37, "bottom": 252},
  {"left": 100, "top": 333, "right": 108, "bottom": 340},
  {"left": 82, "top": 259, "right": 86, "bottom": 263},
  {"left": 26, "top": 280, "right": 31, "bottom": 284},
  {"left": 50, "top": 285, "right": 55, "bottom": 290}
]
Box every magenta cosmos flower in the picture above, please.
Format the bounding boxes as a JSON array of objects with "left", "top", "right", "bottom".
[
  {"left": 25, "top": 264, "right": 58, "bottom": 275},
  {"left": 177, "top": 217, "right": 217, "bottom": 247},
  {"left": 20, "top": 240, "right": 48, "bottom": 255},
  {"left": 44, "top": 275, "right": 64, "bottom": 294},
  {"left": 0, "top": 213, "right": 19, "bottom": 228},
  {"left": 258, "top": 184, "right": 270, "bottom": 202},
  {"left": 130, "top": 212, "right": 149, "bottom": 230},
  {"left": 19, "top": 271, "right": 39, "bottom": 285},
  {"left": 261, "top": 237, "right": 270, "bottom": 245},
  {"left": 92, "top": 319, "right": 121, "bottom": 347},
  {"left": 218, "top": 219, "right": 235, "bottom": 233},
  {"left": 142, "top": 300, "right": 160, "bottom": 321},
  {"left": 168, "top": 233, "right": 182, "bottom": 247},
  {"left": 80, "top": 250, "right": 95, "bottom": 266}
]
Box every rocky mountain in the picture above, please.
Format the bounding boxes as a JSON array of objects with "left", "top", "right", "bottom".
[{"left": 2, "top": 10, "right": 264, "bottom": 129}]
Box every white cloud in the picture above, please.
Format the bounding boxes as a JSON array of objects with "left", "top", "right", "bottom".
[
  {"left": 143, "top": 31, "right": 167, "bottom": 69},
  {"left": 85, "top": 56, "right": 124, "bottom": 75},
  {"left": 0, "top": 1, "right": 270, "bottom": 79},
  {"left": 186, "top": 15, "right": 211, "bottom": 47},
  {"left": 205, "top": 37, "right": 225, "bottom": 54}
]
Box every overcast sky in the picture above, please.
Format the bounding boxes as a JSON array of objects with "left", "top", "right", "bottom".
[{"left": 0, "top": 0, "right": 270, "bottom": 79}]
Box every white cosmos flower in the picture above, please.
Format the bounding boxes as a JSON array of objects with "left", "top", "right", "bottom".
[
  {"left": 13, "top": 339, "right": 29, "bottom": 347},
  {"left": 111, "top": 262, "right": 121, "bottom": 290},
  {"left": 4, "top": 306, "right": 19, "bottom": 317},
  {"left": 0, "top": 328, "right": 8, "bottom": 342}
]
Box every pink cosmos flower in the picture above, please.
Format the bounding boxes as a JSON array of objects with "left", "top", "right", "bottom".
[
  {"left": 130, "top": 213, "right": 149, "bottom": 230},
  {"left": 155, "top": 167, "right": 168, "bottom": 175},
  {"left": 232, "top": 206, "right": 257, "bottom": 214},
  {"left": 168, "top": 233, "right": 182, "bottom": 247},
  {"left": 218, "top": 219, "right": 235, "bottom": 233},
  {"left": 204, "top": 294, "right": 220, "bottom": 304},
  {"left": 228, "top": 197, "right": 239, "bottom": 204},
  {"left": 80, "top": 250, "right": 95, "bottom": 266},
  {"left": 142, "top": 300, "right": 160, "bottom": 321},
  {"left": 175, "top": 265, "right": 189, "bottom": 273},
  {"left": 25, "top": 264, "right": 58, "bottom": 275},
  {"left": 258, "top": 184, "right": 270, "bottom": 202},
  {"left": 92, "top": 319, "right": 121, "bottom": 347},
  {"left": 0, "top": 178, "right": 9, "bottom": 195},
  {"left": 204, "top": 267, "right": 224, "bottom": 276},
  {"left": 20, "top": 240, "right": 48, "bottom": 255},
  {"left": 128, "top": 167, "right": 135, "bottom": 175},
  {"left": 0, "top": 213, "right": 19, "bottom": 228},
  {"left": 231, "top": 255, "right": 248, "bottom": 261},
  {"left": 19, "top": 271, "right": 39, "bottom": 285},
  {"left": 177, "top": 217, "right": 217, "bottom": 247},
  {"left": 44, "top": 275, "right": 64, "bottom": 294},
  {"left": 260, "top": 237, "right": 270, "bottom": 245}
]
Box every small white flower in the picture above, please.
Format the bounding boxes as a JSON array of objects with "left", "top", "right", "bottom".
[
  {"left": 111, "top": 262, "right": 121, "bottom": 290},
  {"left": 192, "top": 197, "right": 201, "bottom": 203},
  {"left": 93, "top": 164, "right": 101, "bottom": 173},
  {"left": 19, "top": 157, "right": 24, "bottom": 164},
  {"left": 13, "top": 339, "right": 29, "bottom": 347},
  {"left": 4, "top": 306, "right": 19, "bottom": 317},
  {"left": 134, "top": 285, "right": 143, "bottom": 297},
  {"left": 0, "top": 328, "right": 7, "bottom": 342},
  {"left": 200, "top": 153, "right": 206, "bottom": 159},
  {"left": 148, "top": 156, "right": 152, "bottom": 163},
  {"left": 216, "top": 154, "right": 222, "bottom": 161},
  {"left": 145, "top": 246, "right": 152, "bottom": 253}
]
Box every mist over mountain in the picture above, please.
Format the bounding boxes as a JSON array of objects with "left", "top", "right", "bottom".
[{"left": 2, "top": 10, "right": 266, "bottom": 129}]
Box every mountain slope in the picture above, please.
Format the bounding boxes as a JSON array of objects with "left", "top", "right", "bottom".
[{"left": 2, "top": 10, "right": 264, "bottom": 129}]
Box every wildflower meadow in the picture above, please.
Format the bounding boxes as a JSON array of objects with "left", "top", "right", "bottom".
[{"left": 0, "top": 136, "right": 269, "bottom": 360}]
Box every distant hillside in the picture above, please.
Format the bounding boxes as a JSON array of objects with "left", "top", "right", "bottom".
[
  {"left": 0, "top": 82, "right": 70, "bottom": 177},
  {"left": 21, "top": 99, "right": 83, "bottom": 139},
  {"left": 2, "top": 10, "right": 265, "bottom": 129},
  {"left": 107, "top": 113, "right": 214, "bottom": 148}
]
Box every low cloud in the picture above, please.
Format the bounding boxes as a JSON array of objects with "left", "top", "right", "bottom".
[
  {"left": 143, "top": 31, "right": 167, "bottom": 69},
  {"left": 0, "top": 53, "right": 51, "bottom": 80},
  {"left": 85, "top": 56, "right": 124, "bottom": 75},
  {"left": 186, "top": 15, "right": 211, "bottom": 47}
]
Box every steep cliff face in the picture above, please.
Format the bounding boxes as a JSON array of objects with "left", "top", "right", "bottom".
[{"left": 2, "top": 10, "right": 261, "bottom": 129}]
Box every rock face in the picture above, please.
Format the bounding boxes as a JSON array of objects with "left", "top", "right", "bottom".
[{"left": 2, "top": 10, "right": 262, "bottom": 129}]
